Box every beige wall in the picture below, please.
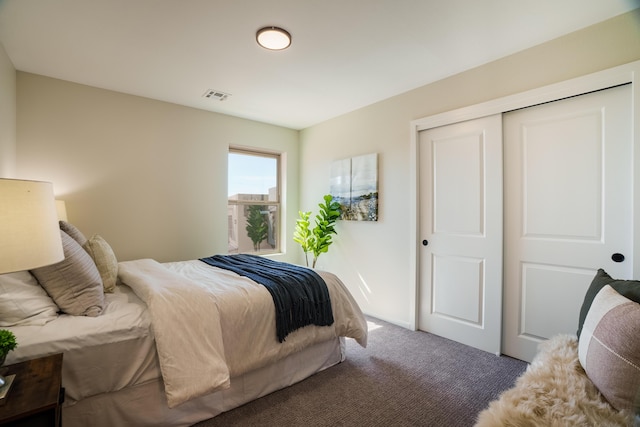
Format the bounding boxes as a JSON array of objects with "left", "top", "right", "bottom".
[
  {"left": 0, "top": 42, "right": 16, "bottom": 177},
  {"left": 17, "top": 73, "right": 300, "bottom": 263},
  {"left": 299, "top": 9, "right": 640, "bottom": 327}
]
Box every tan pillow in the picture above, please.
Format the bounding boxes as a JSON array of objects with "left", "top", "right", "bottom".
[
  {"left": 30, "top": 230, "right": 105, "bottom": 317},
  {"left": 83, "top": 234, "right": 118, "bottom": 293},
  {"left": 578, "top": 285, "right": 640, "bottom": 415},
  {"left": 59, "top": 220, "right": 88, "bottom": 246},
  {"left": 0, "top": 271, "right": 59, "bottom": 326}
]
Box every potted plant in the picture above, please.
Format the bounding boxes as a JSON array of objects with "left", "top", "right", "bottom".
[
  {"left": 0, "top": 329, "right": 17, "bottom": 365},
  {"left": 294, "top": 194, "right": 341, "bottom": 268},
  {"left": 0, "top": 329, "right": 17, "bottom": 387}
]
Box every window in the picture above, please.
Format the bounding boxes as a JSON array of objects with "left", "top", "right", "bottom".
[{"left": 228, "top": 148, "right": 280, "bottom": 254}]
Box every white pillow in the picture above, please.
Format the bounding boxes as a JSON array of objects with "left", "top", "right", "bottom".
[{"left": 0, "top": 271, "right": 59, "bottom": 326}]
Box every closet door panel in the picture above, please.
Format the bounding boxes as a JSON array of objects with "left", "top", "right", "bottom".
[
  {"left": 418, "top": 114, "right": 503, "bottom": 355},
  {"left": 502, "top": 84, "right": 632, "bottom": 362}
]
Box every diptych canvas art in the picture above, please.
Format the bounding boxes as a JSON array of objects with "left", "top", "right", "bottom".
[{"left": 330, "top": 153, "right": 378, "bottom": 221}]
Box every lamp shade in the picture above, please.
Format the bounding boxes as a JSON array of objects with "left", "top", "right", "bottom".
[{"left": 0, "top": 179, "right": 65, "bottom": 274}]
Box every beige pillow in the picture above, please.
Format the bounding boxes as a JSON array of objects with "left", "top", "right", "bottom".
[
  {"left": 0, "top": 271, "right": 59, "bottom": 326},
  {"left": 578, "top": 285, "right": 640, "bottom": 415},
  {"left": 83, "top": 234, "right": 118, "bottom": 293},
  {"left": 31, "top": 230, "right": 105, "bottom": 317}
]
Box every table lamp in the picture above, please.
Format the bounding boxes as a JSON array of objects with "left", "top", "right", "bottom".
[
  {"left": 55, "top": 200, "right": 68, "bottom": 222},
  {"left": 0, "top": 178, "right": 65, "bottom": 388}
]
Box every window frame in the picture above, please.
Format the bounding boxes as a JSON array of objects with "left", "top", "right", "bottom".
[{"left": 227, "top": 147, "right": 282, "bottom": 255}]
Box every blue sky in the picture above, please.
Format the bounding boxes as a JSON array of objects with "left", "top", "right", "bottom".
[{"left": 228, "top": 152, "right": 277, "bottom": 196}]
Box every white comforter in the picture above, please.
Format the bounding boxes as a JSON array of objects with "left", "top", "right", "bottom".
[{"left": 117, "top": 258, "right": 367, "bottom": 408}]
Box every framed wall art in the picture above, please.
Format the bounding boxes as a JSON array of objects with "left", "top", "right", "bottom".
[{"left": 330, "top": 153, "right": 378, "bottom": 221}]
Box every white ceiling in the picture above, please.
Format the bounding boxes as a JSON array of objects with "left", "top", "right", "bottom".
[{"left": 0, "top": 0, "right": 637, "bottom": 130}]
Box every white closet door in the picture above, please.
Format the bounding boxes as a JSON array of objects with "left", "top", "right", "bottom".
[
  {"left": 502, "top": 84, "right": 632, "bottom": 362},
  {"left": 418, "top": 114, "right": 503, "bottom": 355}
]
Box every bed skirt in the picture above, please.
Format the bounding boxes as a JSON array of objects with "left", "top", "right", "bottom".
[{"left": 62, "top": 337, "right": 345, "bottom": 427}]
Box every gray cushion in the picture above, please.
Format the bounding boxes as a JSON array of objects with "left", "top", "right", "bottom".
[
  {"left": 59, "top": 220, "right": 88, "bottom": 247},
  {"left": 31, "top": 230, "right": 105, "bottom": 316},
  {"left": 577, "top": 269, "right": 640, "bottom": 337}
]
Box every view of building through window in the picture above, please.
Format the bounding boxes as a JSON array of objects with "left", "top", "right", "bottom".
[{"left": 228, "top": 149, "right": 280, "bottom": 254}]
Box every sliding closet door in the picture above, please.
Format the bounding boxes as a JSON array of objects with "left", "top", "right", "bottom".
[
  {"left": 418, "top": 114, "right": 503, "bottom": 355},
  {"left": 502, "top": 84, "right": 633, "bottom": 362}
]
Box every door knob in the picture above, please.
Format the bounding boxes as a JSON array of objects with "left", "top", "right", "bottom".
[
  {"left": 611, "top": 253, "right": 625, "bottom": 263},
  {"left": 422, "top": 240, "right": 429, "bottom": 246}
]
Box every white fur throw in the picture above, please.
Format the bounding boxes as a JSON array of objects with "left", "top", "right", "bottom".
[{"left": 475, "top": 335, "right": 634, "bottom": 427}]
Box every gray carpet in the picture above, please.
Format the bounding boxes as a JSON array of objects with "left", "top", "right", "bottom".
[{"left": 193, "top": 316, "right": 528, "bottom": 427}]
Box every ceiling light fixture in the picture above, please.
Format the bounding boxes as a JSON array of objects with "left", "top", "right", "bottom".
[{"left": 256, "top": 26, "right": 291, "bottom": 50}]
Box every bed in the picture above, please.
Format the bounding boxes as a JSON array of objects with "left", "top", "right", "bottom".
[{"left": 0, "top": 223, "right": 368, "bottom": 427}]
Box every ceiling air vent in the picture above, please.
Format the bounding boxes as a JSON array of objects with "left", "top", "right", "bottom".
[{"left": 202, "top": 89, "right": 231, "bottom": 101}]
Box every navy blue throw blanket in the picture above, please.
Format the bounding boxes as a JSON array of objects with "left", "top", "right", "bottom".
[{"left": 199, "top": 254, "right": 334, "bottom": 342}]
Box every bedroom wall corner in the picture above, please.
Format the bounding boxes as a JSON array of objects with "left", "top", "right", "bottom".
[
  {"left": 298, "top": 8, "right": 640, "bottom": 329},
  {"left": 16, "top": 73, "right": 300, "bottom": 264},
  {"left": 0, "top": 41, "right": 16, "bottom": 178}
]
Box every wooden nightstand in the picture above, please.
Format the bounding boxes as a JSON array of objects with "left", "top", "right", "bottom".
[{"left": 0, "top": 353, "right": 63, "bottom": 427}]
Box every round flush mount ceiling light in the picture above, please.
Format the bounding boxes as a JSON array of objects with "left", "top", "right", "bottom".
[{"left": 256, "top": 26, "right": 291, "bottom": 50}]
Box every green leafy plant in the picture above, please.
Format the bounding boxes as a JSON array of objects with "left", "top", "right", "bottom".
[
  {"left": 294, "top": 194, "right": 341, "bottom": 268},
  {"left": 245, "top": 205, "right": 268, "bottom": 251},
  {"left": 0, "top": 329, "right": 17, "bottom": 357}
]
